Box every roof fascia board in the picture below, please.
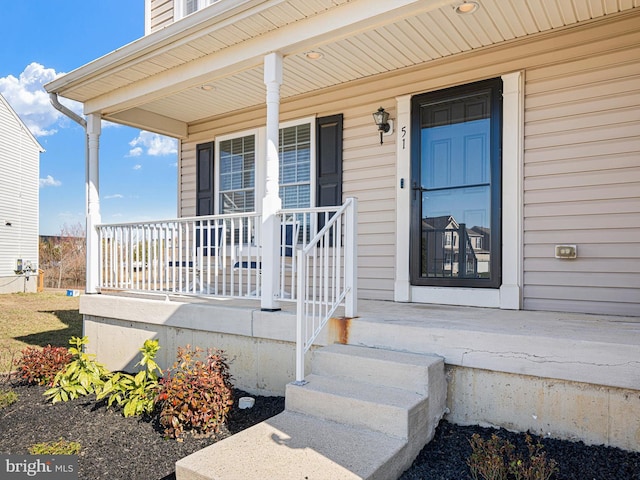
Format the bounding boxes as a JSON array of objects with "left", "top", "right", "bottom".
[
  {"left": 83, "top": 0, "right": 449, "bottom": 116},
  {"left": 45, "top": 0, "right": 277, "bottom": 94}
]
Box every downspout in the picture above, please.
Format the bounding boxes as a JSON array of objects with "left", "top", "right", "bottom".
[
  {"left": 49, "top": 93, "right": 86, "bottom": 129},
  {"left": 49, "top": 93, "right": 101, "bottom": 294}
]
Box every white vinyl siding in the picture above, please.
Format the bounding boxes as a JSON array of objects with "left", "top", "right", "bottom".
[
  {"left": 0, "top": 95, "right": 41, "bottom": 292},
  {"left": 522, "top": 40, "right": 640, "bottom": 316},
  {"left": 341, "top": 107, "right": 396, "bottom": 300},
  {"left": 178, "top": 12, "right": 640, "bottom": 312}
]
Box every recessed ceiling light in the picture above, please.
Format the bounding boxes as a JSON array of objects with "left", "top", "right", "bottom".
[
  {"left": 455, "top": 1, "right": 479, "bottom": 14},
  {"left": 200, "top": 84, "right": 215, "bottom": 91},
  {"left": 305, "top": 51, "right": 324, "bottom": 60}
]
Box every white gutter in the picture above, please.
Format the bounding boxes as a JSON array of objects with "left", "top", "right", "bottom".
[
  {"left": 44, "top": 0, "right": 269, "bottom": 95},
  {"left": 49, "top": 93, "right": 86, "bottom": 128},
  {"left": 49, "top": 93, "right": 101, "bottom": 294}
]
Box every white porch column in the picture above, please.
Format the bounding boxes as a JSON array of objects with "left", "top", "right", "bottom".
[
  {"left": 86, "top": 113, "right": 101, "bottom": 294},
  {"left": 261, "top": 52, "right": 283, "bottom": 311}
]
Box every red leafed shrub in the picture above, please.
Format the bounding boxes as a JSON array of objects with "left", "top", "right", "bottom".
[
  {"left": 17, "top": 345, "right": 72, "bottom": 386},
  {"left": 156, "top": 345, "right": 234, "bottom": 440}
]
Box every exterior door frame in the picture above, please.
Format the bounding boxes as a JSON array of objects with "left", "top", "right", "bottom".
[
  {"left": 394, "top": 71, "right": 524, "bottom": 309},
  {"left": 409, "top": 78, "right": 502, "bottom": 289}
]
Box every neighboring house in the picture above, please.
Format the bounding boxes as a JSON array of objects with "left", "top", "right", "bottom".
[
  {"left": 45, "top": 0, "right": 640, "bottom": 471},
  {"left": 0, "top": 94, "right": 43, "bottom": 294}
]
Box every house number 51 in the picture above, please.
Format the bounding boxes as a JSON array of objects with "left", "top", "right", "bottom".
[{"left": 401, "top": 126, "right": 407, "bottom": 150}]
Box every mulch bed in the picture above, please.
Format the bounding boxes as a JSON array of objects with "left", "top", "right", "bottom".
[
  {"left": 1, "top": 382, "right": 638, "bottom": 479},
  {"left": 400, "top": 421, "right": 640, "bottom": 480},
  {"left": 0, "top": 383, "right": 283, "bottom": 480}
]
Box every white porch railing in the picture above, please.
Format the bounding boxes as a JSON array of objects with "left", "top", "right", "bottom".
[
  {"left": 98, "top": 213, "right": 262, "bottom": 298},
  {"left": 97, "top": 202, "right": 356, "bottom": 302},
  {"left": 96, "top": 199, "right": 358, "bottom": 384},
  {"left": 294, "top": 197, "right": 357, "bottom": 383}
]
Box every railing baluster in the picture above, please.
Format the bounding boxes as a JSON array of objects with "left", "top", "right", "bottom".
[
  {"left": 94, "top": 199, "right": 357, "bottom": 365},
  {"left": 292, "top": 198, "right": 357, "bottom": 383}
]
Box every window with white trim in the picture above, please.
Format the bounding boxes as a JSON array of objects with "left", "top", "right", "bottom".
[
  {"left": 219, "top": 134, "right": 255, "bottom": 214},
  {"left": 214, "top": 119, "right": 315, "bottom": 214},
  {"left": 279, "top": 123, "right": 311, "bottom": 209},
  {"left": 176, "top": 0, "right": 219, "bottom": 19},
  {"left": 185, "top": 0, "right": 198, "bottom": 15}
]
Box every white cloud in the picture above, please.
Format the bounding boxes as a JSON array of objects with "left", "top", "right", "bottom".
[
  {"left": 128, "top": 147, "right": 143, "bottom": 157},
  {"left": 0, "top": 63, "right": 82, "bottom": 137},
  {"left": 128, "top": 131, "right": 177, "bottom": 157},
  {"left": 39, "top": 175, "right": 62, "bottom": 188},
  {"left": 133, "top": 164, "right": 142, "bottom": 170},
  {"left": 102, "top": 120, "right": 121, "bottom": 129},
  {"left": 104, "top": 194, "right": 124, "bottom": 199}
]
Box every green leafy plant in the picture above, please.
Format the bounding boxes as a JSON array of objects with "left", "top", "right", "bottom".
[
  {"left": 156, "top": 345, "right": 234, "bottom": 439},
  {"left": 28, "top": 438, "right": 81, "bottom": 455},
  {"left": 97, "top": 339, "right": 162, "bottom": 417},
  {"left": 44, "top": 336, "right": 109, "bottom": 403},
  {"left": 17, "top": 345, "right": 72, "bottom": 386},
  {"left": 468, "top": 432, "right": 558, "bottom": 480},
  {"left": 0, "top": 389, "right": 18, "bottom": 409}
]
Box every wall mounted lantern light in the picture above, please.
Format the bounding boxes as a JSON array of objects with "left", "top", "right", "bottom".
[{"left": 372, "top": 107, "right": 393, "bottom": 144}]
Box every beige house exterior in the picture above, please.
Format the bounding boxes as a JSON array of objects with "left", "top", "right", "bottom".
[{"left": 45, "top": 0, "right": 640, "bottom": 464}]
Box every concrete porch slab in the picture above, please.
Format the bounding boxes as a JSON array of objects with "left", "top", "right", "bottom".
[
  {"left": 345, "top": 301, "right": 640, "bottom": 390},
  {"left": 84, "top": 293, "right": 640, "bottom": 450},
  {"left": 85, "top": 293, "right": 640, "bottom": 390}
]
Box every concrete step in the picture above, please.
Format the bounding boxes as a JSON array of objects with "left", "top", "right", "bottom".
[
  {"left": 312, "top": 343, "right": 443, "bottom": 395},
  {"left": 176, "top": 344, "right": 447, "bottom": 480},
  {"left": 176, "top": 411, "right": 410, "bottom": 480},
  {"left": 286, "top": 373, "right": 427, "bottom": 439}
]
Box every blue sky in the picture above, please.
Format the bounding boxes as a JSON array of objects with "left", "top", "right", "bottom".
[{"left": 1, "top": 1, "right": 178, "bottom": 235}]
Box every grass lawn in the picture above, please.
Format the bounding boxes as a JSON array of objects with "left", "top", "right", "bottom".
[{"left": 0, "top": 291, "right": 82, "bottom": 373}]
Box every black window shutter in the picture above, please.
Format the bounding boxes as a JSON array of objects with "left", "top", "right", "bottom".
[
  {"left": 196, "top": 142, "right": 214, "bottom": 216},
  {"left": 316, "top": 114, "right": 343, "bottom": 208}
]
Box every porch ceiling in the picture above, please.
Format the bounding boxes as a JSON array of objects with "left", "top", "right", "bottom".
[{"left": 46, "top": 0, "right": 639, "bottom": 138}]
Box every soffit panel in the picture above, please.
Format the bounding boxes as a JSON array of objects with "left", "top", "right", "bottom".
[
  {"left": 82, "top": 0, "right": 639, "bottom": 129},
  {"left": 58, "top": 0, "right": 352, "bottom": 103},
  {"left": 141, "top": 68, "right": 267, "bottom": 122}
]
